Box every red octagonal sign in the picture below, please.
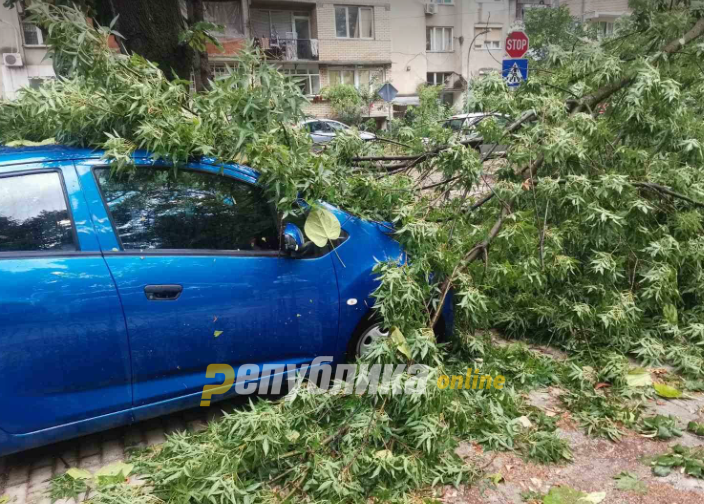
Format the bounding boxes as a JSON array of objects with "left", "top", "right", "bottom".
[{"left": 506, "top": 31, "right": 529, "bottom": 59}]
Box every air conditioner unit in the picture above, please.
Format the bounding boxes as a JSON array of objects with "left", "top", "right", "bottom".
[
  {"left": 2, "top": 53, "right": 24, "bottom": 67},
  {"left": 425, "top": 3, "right": 438, "bottom": 15}
]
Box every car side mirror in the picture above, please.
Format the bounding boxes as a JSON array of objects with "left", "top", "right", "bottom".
[{"left": 283, "top": 223, "right": 305, "bottom": 253}]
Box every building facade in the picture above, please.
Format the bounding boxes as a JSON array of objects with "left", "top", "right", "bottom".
[
  {"left": 387, "top": 0, "right": 513, "bottom": 111},
  {"left": 0, "top": 1, "right": 55, "bottom": 100},
  {"left": 6, "top": 0, "right": 629, "bottom": 119},
  {"left": 557, "top": 0, "right": 631, "bottom": 37},
  {"left": 203, "top": 0, "right": 392, "bottom": 119}
]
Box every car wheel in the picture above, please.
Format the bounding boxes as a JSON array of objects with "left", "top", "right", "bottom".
[
  {"left": 347, "top": 316, "right": 447, "bottom": 361},
  {"left": 352, "top": 322, "right": 389, "bottom": 359}
]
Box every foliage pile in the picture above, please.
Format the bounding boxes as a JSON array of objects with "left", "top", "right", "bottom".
[
  {"left": 651, "top": 444, "right": 704, "bottom": 478},
  {"left": 4, "top": 0, "right": 704, "bottom": 502}
]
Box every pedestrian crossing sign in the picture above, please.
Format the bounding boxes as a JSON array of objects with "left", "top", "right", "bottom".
[{"left": 502, "top": 59, "right": 529, "bottom": 88}]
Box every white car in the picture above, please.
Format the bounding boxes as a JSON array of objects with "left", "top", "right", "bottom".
[{"left": 299, "top": 119, "right": 376, "bottom": 144}]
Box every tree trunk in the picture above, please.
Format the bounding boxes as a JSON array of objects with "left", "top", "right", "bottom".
[
  {"left": 190, "top": 0, "right": 211, "bottom": 92},
  {"left": 99, "top": 0, "right": 192, "bottom": 81}
]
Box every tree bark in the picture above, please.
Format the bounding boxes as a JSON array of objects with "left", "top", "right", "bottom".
[
  {"left": 190, "top": 0, "right": 211, "bottom": 92},
  {"left": 100, "top": 0, "right": 192, "bottom": 81}
]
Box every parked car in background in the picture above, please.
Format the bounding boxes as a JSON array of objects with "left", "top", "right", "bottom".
[
  {"left": 299, "top": 118, "right": 376, "bottom": 144},
  {"left": 0, "top": 146, "right": 451, "bottom": 456},
  {"left": 444, "top": 113, "right": 510, "bottom": 135},
  {"left": 443, "top": 113, "right": 510, "bottom": 158}
]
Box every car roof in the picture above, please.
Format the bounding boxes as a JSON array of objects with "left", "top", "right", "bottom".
[
  {"left": 449, "top": 113, "right": 487, "bottom": 120},
  {"left": 0, "top": 145, "right": 259, "bottom": 180},
  {"left": 449, "top": 112, "right": 510, "bottom": 120}
]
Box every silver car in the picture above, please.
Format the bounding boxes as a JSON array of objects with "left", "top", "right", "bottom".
[
  {"left": 299, "top": 119, "right": 376, "bottom": 144},
  {"left": 443, "top": 113, "right": 510, "bottom": 158}
]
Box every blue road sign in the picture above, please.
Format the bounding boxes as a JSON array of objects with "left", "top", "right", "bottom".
[
  {"left": 378, "top": 82, "right": 399, "bottom": 102},
  {"left": 502, "top": 59, "right": 529, "bottom": 88}
]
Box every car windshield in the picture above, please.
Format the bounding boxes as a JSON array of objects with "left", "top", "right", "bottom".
[{"left": 327, "top": 122, "right": 348, "bottom": 131}]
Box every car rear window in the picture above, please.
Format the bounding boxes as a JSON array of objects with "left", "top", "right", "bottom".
[{"left": 0, "top": 171, "right": 76, "bottom": 253}]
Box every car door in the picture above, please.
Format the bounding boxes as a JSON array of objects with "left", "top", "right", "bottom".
[
  {"left": 0, "top": 161, "right": 132, "bottom": 434},
  {"left": 77, "top": 160, "right": 339, "bottom": 414}
]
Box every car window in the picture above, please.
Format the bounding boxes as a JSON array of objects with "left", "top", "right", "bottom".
[
  {"left": 0, "top": 171, "right": 76, "bottom": 253},
  {"left": 316, "top": 122, "right": 333, "bottom": 133},
  {"left": 326, "top": 121, "right": 347, "bottom": 131},
  {"left": 95, "top": 168, "right": 279, "bottom": 252},
  {"left": 308, "top": 121, "right": 325, "bottom": 133},
  {"left": 447, "top": 119, "right": 466, "bottom": 131}
]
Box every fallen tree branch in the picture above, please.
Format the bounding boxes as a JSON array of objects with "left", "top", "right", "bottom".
[
  {"left": 634, "top": 182, "right": 704, "bottom": 209},
  {"left": 352, "top": 110, "right": 538, "bottom": 166},
  {"left": 429, "top": 206, "right": 510, "bottom": 329},
  {"left": 427, "top": 18, "right": 704, "bottom": 326}
]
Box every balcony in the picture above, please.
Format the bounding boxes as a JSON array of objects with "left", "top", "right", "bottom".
[{"left": 257, "top": 37, "right": 319, "bottom": 61}]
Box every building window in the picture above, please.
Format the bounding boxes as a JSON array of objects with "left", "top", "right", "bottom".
[
  {"left": 204, "top": 1, "right": 244, "bottom": 37},
  {"left": 427, "top": 72, "right": 452, "bottom": 87},
  {"left": 474, "top": 27, "right": 502, "bottom": 50},
  {"left": 596, "top": 21, "right": 614, "bottom": 38},
  {"left": 426, "top": 27, "right": 453, "bottom": 52},
  {"left": 210, "top": 66, "right": 233, "bottom": 81},
  {"left": 22, "top": 22, "right": 44, "bottom": 46},
  {"left": 28, "top": 76, "right": 53, "bottom": 89},
  {"left": 432, "top": 0, "right": 454, "bottom": 3},
  {"left": 281, "top": 67, "right": 321, "bottom": 95},
  {"left": 335, "top": 6, "right": 374, "bottom": 39},
  {"left": 328, "top": 68, "right": 377, "bottom": 92}
]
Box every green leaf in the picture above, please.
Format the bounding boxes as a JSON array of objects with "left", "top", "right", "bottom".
[
  {"left": 374, "top": 449, "right": 393, "bottom": 460},
  {"left": 581, "top": 492, "right": 606, "bottom": 504},
  {"left": 663, "top": 304, "right": 678, "bottom": 326},
  {"left": 543, "top": 486, "right": 587, "bottom": 504},
  {"left": 487, "top": 472, "right": 504, "bottom": 484},
  {"left": 653, "top": 383, "right": 683, "bottom": 398},
  {"left": 66, "top": 468, "right": 92, "bottom": 480},
  {"left": 5, "top": 137, "right": 56, "bottom": 147},
  {"left": 688, "top": 421, "right": 704, "bottom": 436},
  {"left": 304, "top": 206, "right": 341, "bottom": 248},
  {"left": 214, "top": 330, "right": 223, "bottom": 338},
  {"left": 625, "top": 368, "right": 652, "bottom": 387},
  {"left": 95, "top": 461, "right": 133, "bottom": 485},
  {"left": 652, "top": 465, "right": 671, "bottom": 477},
  {"left": 389, "top": 327, "right": 412, "bottom": 359},
  {"left": 614, "top": 471, "right": 647, "bottom": 494}
]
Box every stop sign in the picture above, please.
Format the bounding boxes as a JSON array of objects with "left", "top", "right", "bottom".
[{"left": 505, "top": 31, "right": 529, "bottom": 58}]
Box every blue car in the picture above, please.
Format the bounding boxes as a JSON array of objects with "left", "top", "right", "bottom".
[{"left": 0, "top": 146, "right": 452, "bottom": 456}]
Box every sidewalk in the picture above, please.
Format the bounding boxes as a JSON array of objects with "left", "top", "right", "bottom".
[{"left": 0, "top": 399, "right": 244, "bottom": 504}]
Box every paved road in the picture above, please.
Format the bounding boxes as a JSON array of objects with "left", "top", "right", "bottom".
[{"left": 0, "top": 399, "right": 245, "bottom": 504}]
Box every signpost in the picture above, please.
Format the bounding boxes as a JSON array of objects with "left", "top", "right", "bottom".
[{"left": 503, "top": 31, "right": 529, "bottom": 88}]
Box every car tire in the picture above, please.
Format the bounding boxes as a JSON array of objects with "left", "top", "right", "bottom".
[{"left": 346, "top": 315, "right": 446, "bottom": 361}]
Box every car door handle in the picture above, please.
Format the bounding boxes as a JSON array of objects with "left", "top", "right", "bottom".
[{"left": 144, "top": 285, "right": 183, "bottom": 301}]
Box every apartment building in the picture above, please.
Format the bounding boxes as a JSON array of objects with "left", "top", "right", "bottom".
[
  {"left": 205, "top": 0, "right": 392, "bottom": 119},
  {"left": 0, "top": 1, "right": 55, "bottom": 100},
  {"left": 388, "top": 0, "right": 512, "bottom": 110},
  {"left": 557, "top": 0, "right": 631, "bottom": 37}
]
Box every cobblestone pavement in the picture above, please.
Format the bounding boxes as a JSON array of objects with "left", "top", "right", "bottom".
[{"left": 0, "top": 398, "right": 247, "bottom": 504}]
